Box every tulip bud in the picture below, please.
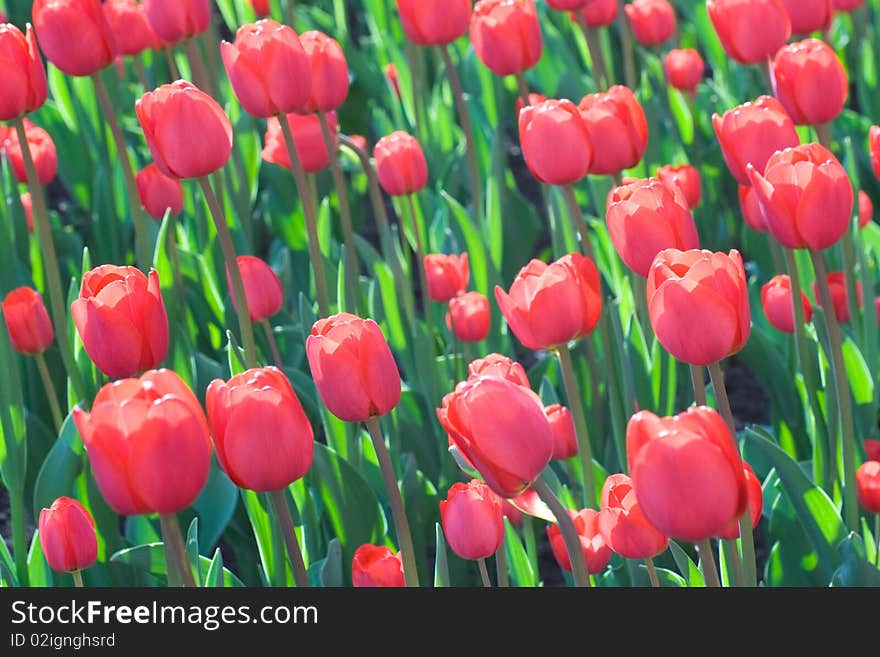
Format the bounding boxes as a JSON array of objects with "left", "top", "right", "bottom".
[
  {"left": 262, "top": 111, "right": 338, "bottom": 174},
  {"left": 446, "top": 292, "right": 490, "bottom": 343},
  {"left": 250, "top": 0, "right": 271, "bottom": 17},
  {"left": 627, "top": 406, "right": 748, "bottom": 541},
  {"left": 865, "top": 439, "right": 880, "bottom": 462},
  {"left": 771, "top": 39, "right": 848, "bottom": 126},
  {"left": 207, "top": 367, "right": 314, "bottom": 492},
  {"left": 3, "top": 120, "right": 58, "bottom": 185},
  {"left": 856, "top": 460, "right": 880, "bottom": 514},
  {"left": 748, "top": 143, "right": 853, "bottom": 251},
  {"left": 373, "top": 131, "right": 428, "bottom": 196},
  {"left": 545, "top": 404, "right": 578, "bottom": 460},
  {"left": 32, "top": 0, "right": 116, "bottom": 76},
  {"left": 38, "top": 497, "right": 97, "bottom": 573},
  {"left": 300, "top": 31, "right": 349, "bottom": 113},
  {"left": 142, "top": 0, "right": 210, "bottom": 45},
  {"left": 221, "top": 20, "right": 312, "bottom": 118},
  {"left": 440, "top": 480, "right": 505, "bottom": 560},
  {"left": 663, "top": 49, "right": 705, "bottom": 96},
  {"left": 2, "top": 287, "right": 53, "bottom": 355},
  {"left": 227, "top": 256, "right": 284, "bottom": 322},
  {"left": 606, "top": 178, "right": 699, "bottom": 277},
  {"left": 73, "top": 369, "right": 211, "bottom": 515},
  {"left": 780, "top": 0, "right": 832, "bottom": 36},
  {"left": 396, "top": 0, "right": 472, "bottom": 46},
  {"left": 547, "top": 508, "right": 612, "bottom": 573},
  {"left": 858, "top": 190, "right": 873, "bottom": 229},
  {"left": 103, "top": 0, "right": 160, "bottom": 57},
  {"left": 135, "top": 163, "right": 183, "bottom": 220},
  {"left": 624, "top": 0, "right": 676, "bottom": 47},
  {"left": 495, "top": 253, "right": 602, "bottom": 351},
  {"left": 471, "top": 0, "right": 542, "bottom": 77},
  {"left": 712, "top": 95, "right": 801, "bottom": 185},
  {"left": 718, "top": 462, "right": 763, "bottom": 539},
  {"left": 352, "top": 544, "right": 405, "bottom": 587},
  {"left": 738, "top": 184, "right": 766, "bottom": 231},
  {"left": 0, "top": 24, "right": 48, "bottom": 121},
  {"left": 578, "top": 86, "right": 648, "bottom": 176},
  {"left": 656, "top": 163, "right": 702, "bottom": 209},
  {"left": 707, "top": 0, "right": 791, "bottom": 65},
  {"left": 647, "top": 249, "right": 750, "bottom": 366},
  {"left": 812, "top": 272, "right": 862, "bottom": 323},
  {"left": 597, "top": 473, "right": 668, "bottom": 559},
  {"left": 519, "top": 99, "right": 593, "bottom": 185},
  {"left": 71, "top": 265, "right": 169, "bottom": 379},
  {"left": 424, "top": 253, "right": 469, "bottom": 302},
  {"left": 467, "top": 353, "right": 529, "bottom": 386},
  {"left": 761, "top": 274, "right": 813, "bottom": 333},
  {"left": 21, "top": 193, "right": 34, "bottom": 232},
  {"left": 571, "top": 0, "right": 618, "bottom": 28}
]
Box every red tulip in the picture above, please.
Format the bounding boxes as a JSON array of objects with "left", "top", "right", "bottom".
[
  {"left": 32, "top": 0, "right": 115, "bottom": 76},
  {"left": 761, "top": 274, "right": 813, "bottom": 333},
  {"left": 518, "top": 98, "right": 593, "bottom": 185},
  {"left": 300, "top": 31, "right": 349, "bottom": 113},
  {"left": 73, "top": 369, "right": 211, "bottom": 515},
  {"left": 707, "top": 0, "right": 791, "bottom": 65},
  {"left": 578, "top": 86, "right": 648, "bottom": 176},
  {"left": 470, "top": 0, "right": 542, "bottom": 76},
  {"left": 571, "top": 0, "right": 618, "bottom": 28},
  {"left": 221, "top": 20, "right": 312, "bottom": 118},
  {"left": 3, "top": 120, "right": 58, "bottom": 184},
  {"left": 306, "top": 313, "right": 401, "bottom": 422},
  {"left": 545, "top": 404, "right": 578, "bottom": 460},
  {"left": 626, "top": 406, "right": 747, "bottom": 542},
  {"left": 864, "top": 439, "right": 880, "bottom": 462},
  {"left": 135, "top": 163, "right": 183, "bottom": 220},
  {"left": 384, "top": 63, "right": 401, "bottom": 99},
  {"left": 663, "top": 48, "right": 705, "bottom": 96},
  {"left": 858, "top": 190, "right": 873, "bottom": 229},
  {"left": 467, "top": 353, "right": 529, "bottom": 387},
  {"left": 656, "top": 164, "right": 702, "bottom": 209},
  {"left": 227, "top": 255, "right": 283, "bottom": 322},
  {"left": 547, "top": 0, "right": 591, "bottom": 9},
  {"left": 348, "top": 134, "right": 368, "bottom": 152},
  {"left": 424, "top": 253, "right": 469, "bottom": 302},
  {"left": 2, "top": 286, "right": 53, "bottom": 355},
  {"left": 262, "top": 112, "right": 338, "bottom": 174},
  {"left": 373, "top": 131, "right": 428, "bottom": 196},
  {"left": 771, "top": 39, "right": 848, "bottom": 126},
  {"left": 872, "top": 126, "right": 880, "bottom": 181},
  {"left": 21, "top": 193, "right": 34, "bottom": 232},
  {"left": 38, "top": 497, "right": 97, "bottom": 573},
  {"left": 747, "top": 143, "right": 853, "bottom": 250},
  {"left": 547, "top": 508, "right": 611, "bottom": 574},
  {"left": 597, "top": 473, "right": 668, "bottom": 559},
  {"left": 719, "top": 462, "right": 763, "bottom": 539},
  {"left": 712, "top": 95, "right": 801, "bottom": 185},
  {"left": 136, "top": 81, "right": 233, "bottom": 179},
  {"left": 856, "top": 460, "right": 880, "bottom": 513},
  {"left": 738, "top": 184, "right": 767, "bottom": 231},
  {"left": 812, "top": 271, "right": 862, "bottom": 323},
  {"left": 495, "top": 253, "right": 602, "bottom": 351},
  {"left": 396, "top": 0, "right": 472, "bottom": 46},
  {"left": 833, "top": 0, "right": 864, "bottom": 10},
  {"left": 438, "top": 375, "right": 553, "bottom": 498},
  {"left": 647, "top": 249, "right": 750, "bottom": 366},
  {"left": 0, "top": 24, "right": 47, "bottom": 120},
  {"left": 142, "top": 0, "right": 210, "bottom": 45},
  {"left": 250, "top": 0, "right": 271, "bottom": 17},
  {"left": 103, "top": 0, "right": 159, "bottom": 57},
  {"left": 207, "top": 367, "right": 314, "bottom": 492},
  {"left": 606, "top": 177, "right": 700, "bottom": 277},
  {"left": 624, "top": 0, "right": 676, "bottom": 47},
  {"left": 440, "top": 480, "right": 505, "bottom": 560},
  {"left": 446, "top": 292, "right": 490, "bottom": 343},
  {"left": 71, "top": 265, "right": 168, "bottom": 379},
  {"left": 352, "top": 544, "right": 404, "bottom": 587},
  {"left": 780, "top": 0, "right": 832, "bottom": 35}
]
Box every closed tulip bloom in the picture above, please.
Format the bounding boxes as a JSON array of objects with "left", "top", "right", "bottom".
[
  {"left": 519, "top": 99, "right": 593, "bottom": 185},
  {"left": 71, "top": 265, "right": 168, "bottom": 379},
  {"left": 712, "top": 96, "right": 801, "bottom": 185},
  {"left": 73, "top": 369, "right": 211, "bottom": 515},
  {"left": 771, "top": 39, "right": 847, "bottom": 126},
  {"left": 135, "top": 163, "right": 183, "bottom": 220},
  {"left": 780, "top": 0, "right": 832, "bottom": 35},
  {"left": 738, "top": 184, "right": 767, "bottom": 231},
  {"left": 142, "top": 0, "right": 210, "bottom": 45},
  {"left": 373, "top": 131, "right": 428, "bottom": 196},
  {"left": 495, "top": 253, "right": 602, "bottom": 351},
  {"left": 470, "top": 0, "right": 542, "bottom": 76},
  {"left": 396, "top": 0, "right": 472, "bottom": 46},
  {"left": 547, "top": 509, "right": 611, "bottom": 573},
  {"left": 761, "top": 274, "right": 813, "bottom": 333},
  {"left": 438, "top": 375, "right": 553, "bottom": 498},
  {"left": 21, "top": 193, "right": 34, "bottom": 232},
  {"left": 446, "top": 292, "right": 490, "bottom": 342},
  {"left": 0, "top": 24, "right": 48, "bottom": 120},
  {"left": 597, "top": 473, "right": 668, "bottom": 559},
  {"left": 719, "top": 462, "right": 763, "bottom": 539},
  {"left": 859, "top": 191, "right": 873, "bottom": 229},
  {"left": 656, "top": 164, "right": 702, "bottom": 209},
  {"left": 424, "top": 253, "right": 469, "bottom": 302},
  {"left": 572, "top": 0, "right": 618, "bottom": 28},
  {"left": 352, "top": 545, "right": 404, "bottom": 587},
  {"left": 306, "top": 313, "right": 401, "bottom": 422},
  {"left": 300, "top": 31, "right": 349, "bottom": 113},
  {"left": 262, "top": 112, "right": 337, "bottom": 174},
  {"left": 440, "top": 480, "right": 505, "bottom": 560},
  {"left": 221, "top": 20, "right": 312, "bottom": 118},
  {"left": 250, "top": 0, "right": 271, "bottom": 17},
  {"left": 32, "top": 0, "right": 115, "bottom": 76},
  {"left": 647, "top": 249, "right": 750, "bottom": 366},
  {"left": 467, "top": 353, "right": 530, "bottom": 386},
  {"left": 226, "top": 255, "right": 283, "bottom": 322},
  {"left": 207, "top": 367, "right": 313, "bottom": 492},
  {"left": 834, "top": 0, "right": 864, "bottom": 10},
  {"left": 812, "top": 272, "right": 862, "bottom": 323},
  {"left": 38, "top": 497, "right": 97, "bottom": 573},
  {"left": 136, "top": 81, "right": 233, "bottom": 179},
  {"left": 3, "top": 120, "right": 58, "bottom": 184},
  {"left": 545, "top": 404, "right": 578, "bottom": 460},
  {"left": 626, "top": 406, "right": 747, "bottom": 541},
  {"left": 578, "top": 86, "right": 648, "bottom": 176},
  {"left": 624, "top": 0, "right": 676, "bottom": 46},
  {"left": 663, "top": 49, "right": 704, "bottom": 96},
  {"left": 864, "top": 439, "right": 880, "bottom": 463},
  {"left": 606, "top": 178, "right": 699, "bottom": 277},
  {"left": 856, "top": 460, "right": 880, "bottom": 513},
  {"left": 707, "top": 0, "right": 791, "bottom": 65},
  {"left": 2, "top": 287, "right": 53, "bottom": 355},
  {"left": 748, "top": 143, "right": 853, "bottom": 250},
  {"left": 103, "top": 0, "right": 159, "bottom": 57},
  {"left": 872, "top": 126, "right": 880, "bottom": 181}
]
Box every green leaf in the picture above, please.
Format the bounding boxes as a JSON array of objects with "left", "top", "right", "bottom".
[
  {"left": 830, "top": 533, "right": 880, "bottom": 587},
  {"left": 185, "top": 517, "right": 201, "bottom": 587},
  {"left": 433, "top": 522, "right": 450, "bottom": 588},
  {"left": 841, "top": 336, "right": 874, "bottom": 405},
  {"left": 319, "top": 538, "right": 344, "bottom": 588},
  {"left": 669, "top": 541, "right": 705, "bottom": 587},
  {"left": 504, "top": 519, "right": 536, "bottom": 587},
  {"left": 32, "top": 412, "right": 84, "bottom": 519},
  {"left": 639, "top": 564, "right": 687, "bottom": 588},
  {"left": 110, "top": 543, "right": 244, "bottom": 587},
  {"left": 26, "top": 530, "right": 53, "bottom": 587}
]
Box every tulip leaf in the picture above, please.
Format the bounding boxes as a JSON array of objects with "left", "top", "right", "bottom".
[
  {"left": 841, "top": 336, "right": 873, "bottom": 405},
  {"left": 109, "top": 543, "right": 244, "bottom": 587},
  {"left": 830, "top": 533, "right": 880, "bottom": 587},
  {"left": 185, "top": 518, "right": 201, "bottom": 587},
  {"left": 32, "top": 411, "right": 84, "bottom": 519},
  {"left": 191, "top": 459, "right": 238, "bottom": 551},
  {"left": 319, "top": 539, "right": 344, "bottom": 588},
  {"left": 504, "top": 519, "right": 536, "bottom": 587},
  {"left": 433, "top": 523, "right": 450, "bottom": 588},
  {"left": 668, "top": 541, "right": 705, "bottom": 588},
  {"left": 26, "top": 531, "right": 53, "bottom": 588},
  {"left": 241, "top": 490, "right": 281, "bottom": 586},
  {"left": 639, "top": 564, "right": 687, "bottom": 588},
  {"left": 204, "top": 548, "right": 225, "bottom": 588},
  {"left": 0, "top": 532, "right": 19, "bottom": 587}
]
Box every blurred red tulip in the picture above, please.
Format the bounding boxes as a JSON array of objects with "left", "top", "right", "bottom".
[
  {"left": 519, "top": 99, "right": 593, "bottom": 185},
  {"left": 761, "top": 274, "right": 813, "bottom": 333},
  {"left": 262, "top": 112, "right": 337, "bottom": 174},
  {"left": 33, "top": 0, "right": 115, "bottom": 76},
  {"left": 780, "top": 0, "right": 832, "bottom": 35},
  {"left": 20, "top": 193, "right": 34, "bottom": 232},
  {"left": 547, "top": 508, "right": 611, "bottom": 574},
  {"left": 865, "top": 439, "right": 880, "bottom": 462},
  {"left": 250, "top": 0, "right": 271, "bottom": 17},
  {"left": 373, "top": 131, "right": 428, "bottom": 196},
  {"left": 872, "top": 126, "right": 880, "bottom": 180},
  {"left": 424, "top": 253, "right": 469, "bottom": 302},
  {"left": 833, "top": 0, "right": 864, "bottom": 10},
  {"left": 2, "top": 286, "right": 53, "bottom": 355},
  {"left": 227, "top": 255, "right": 284, "bottom": 322},
  {"left": 348, "top": 134, "right": 368, "bottom": 152},
  {"left": 624, "top": 0, "right": 676, "bottom": 46},
  {"left": 771, "top": 39, "right": 847, "bottom": 126},
  {"left": 384, "top": 62, "right": 401, "bottom": 98},
  {"left": 597, "top": 473, "right": 668, "bottom": 559},
  {"left": 352, "top": 545, "right": 404, "bottom": 587},
  {"left": 571, "top": 0, "right": 617, "bottom": 27},
  {"left": 301, "top": 31, "right": 349, "bottom": 113},
  {"left": 38, "top": 497, "right": 97, "bottom": 573},
  {"left": 656, "top": 163, "right": 702, "bottom": 209},
  {"left": 856, "top": 460, "right": 880, "bottom": 513},
  {"left": 738, "top": 184, "right": 767, "bottom": 231},
  {"left": 3, "top": 120, "right": 58, "bottom": 184},
  {"left": 548, "top": 0, "right": 591, "bottom": 9},
  {"left": 446, "top": 292, "right": 490, "bottom": 342},
  {"left": 142, "top": 0, "right": 210, "bottom": 45},
  {"left": 719, "top": 462, "right": 763, "bottom": 539},
  {"left": 663, "top": 48, "right": 705, "bottom": 96},
  {"left": 578, "top": 85, "right": 648, "bottom": 176},
  {"left": 707, "top": 0, "right": 791, "bottom": 65},
  {"left": 103, "top": 0, "right": 159, "bottom": 57},
  {"left": 470, "top": 0, "right": 542, "bottom": 76},
  {"left": 812, "top": 271, "right": 862, "bottom": 323},
  {"left": 859, "top": 190, "right": 873, "bottom": 229},
  {"left": 545, "top": 404, "right": 578, "bottom": 460},
  {"left": 396, "top": 0, "right": 472, "bottom": 46},
  {"left": 440, "top": 480, "right": 505, "bottom": 560},
  {"left": 135, "top": 163, "right": 183, "bottom": 220},
  {"left": 0, "top": 24, "right": 47, "bottom": 120},
  {"left": 467, "top": 353, "right": 529, "bottom": 386}
]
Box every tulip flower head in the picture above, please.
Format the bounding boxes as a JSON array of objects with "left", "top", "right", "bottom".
[
  {"left": 738, "top": 184, "right": 767, "bottom": 232},
  {"left": 135, "top": 163, "right": 183, "bottom": 220},
  {"left": 518, "top": 98, "right": 593, "bottom": 185},
  {"left": 571, "top": 0, "right": 617, "bottom": 28},
  {"left": 440, "top": 480, "right": 505, "bottom": 560},
  {"left": 470, "top": 0, "right": 542, "bottom": 76},
  {"left": 467, "top": 353, "right": 530, "bottom": 386},
  {"left": 103, "top": 0, "right": 160, "bottom": 57},
  {"left": 3, "top": 120, "right": 58, "bottom": 184},
  {"left": 597, "top": 473, "right": 668, "bottom": 559},
  {"left": 771, "top": 39, "right": 848, "bottom": 126},
  {"left": 32, "top": 0, "right": 116, "bottom": 76},
  {"left": 707, "top": 0, "right": 791, "bottom": 65},
  {"left": 547, "top": 508, "right": 612, "bottom": 573},
  {"left": 780, "top": 0, "right": 833, "bottom": 37},
  {"left": 300, "top": 31, "right": 349, "bottom": 113},
  {"left": 2, "top": 286, "right": 53, "bottom": 355},
  {"left": 663, "top": 49, "right": 705, "bottom": 96},
  {"left": 864, "top": 439, "right": 880, "bottom": 463},
  {"left": 812, "top": 272, "right": 862, "bottom": 323},
  {"left": 373, "top": 131, "right": 428, "bottom": 196},
  {"left": 447, "top": 292, "right": 491, "bottom": 343},
  {"left": 545, "top": 404, "right": 578, "bottom": 460},
  {"left": 0, "top": 24, "right": 48, "bottom": 120},
  {"left": 352, "top": 544, "right": 404, "bottom": 587},
  {"left": 262, "top": 112, "right": 338, "bottom": 173},
  {"left": 656, "top": 163, "right": 702, "bottom": 209},
  {"left": 38, "top": 497, "right": 98, "bottom": 574},
  {"left": 578, "top": 85, "right": 648, "bottom": 176},
  {"left": 424, "top": 253, "right": 470, "bottom": 303},
  {"left": 871, "top": 126, "right": 880, "bottom": 181},
  {"left": 396, "top": 0, "right": 472, "bottom": 46},
  {"left": 226, "top": 256, "right": 284, "bottom": 323},
  {"left": 859, "top": 191, "right": 873, "bottom": 229},
  {"left": 761, "top": 274, "right": 813, "bottom": 333},
  {"left": 856, "top": 460, "right": 880, "bottom": 514},
  {"left": 624, "top": 0, "right": 677, "bottom": 47},
  {"left": 142, "top": 0, "right": 210, "bottom": 45}
]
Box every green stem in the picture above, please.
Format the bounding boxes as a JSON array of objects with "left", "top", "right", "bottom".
[
  {"left": 697, "top": 539, "right": 720, "bottom": 587},
  {"left": 575, "top": 15, "right": 609, "bottom": 91},
  {"left": 723, "top": 538, "right": 744, "bottom": 587},
  {"left": 71, "top": 570, "right": 84, "bottom": 588},
  {"left": 132, "top": 57, "right": 149, "bottom": 90},
  {"left": 159, "top": 514, "right": 196, "bottom": 587},
  {"left": 269, "top": 489, "right": 311, "bottom": 588},
  {"left": 197, "top": 177, "right": 258, "bottom": 369},
  {"left": 514, "top": 71, "right": 530, "bottom": 106},
  {"left": 532, "top": 476, "right": 589, "bottom": 587},
  {"left": 645, "top": 557, "right": 659, "bottom": 587},
  {"left": 690, "top": 364, "right": 707, "bottom": 406},
  {"left": 405, "top": 194, "right": 430, "bottom": 319},
  {"left": 477, "top": 558, "right": 492, "bottom": 587},
  {"left": 495, "top": 542, "right": 509, "bottom": 587},
  {"left": 164, "top": 48, "right": 179, "bottom": 80},
  {"left": 10, "top": 488, "right": 29, "bottom": 587},
  {"left": 35, "top": 352, "right": 63, "bottom": 432},
  {"left": 261, "top": 319, "right": 283, "bottom": 369},
  {"left": 616, "top": 0, "right": 637, "bottom": 88},
  {"left": 556, "top": 345, "right": 597, "bottom": 508},
  {"left": 562, "top": 185, "right": 595, "bottom": 261},
  {"left": 182, "top": 38, "right": 211, "bottom": 94},
  {"left": 815, "top": 122, "right": 832, "bottom": 151}
]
